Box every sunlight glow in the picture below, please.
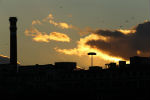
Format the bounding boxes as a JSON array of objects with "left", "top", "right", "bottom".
[
  {"left": 117, "top": 29, "right": 136, "bottom": 35},
  {"left": 55, "top": 34, "right": 127, "bottom": 63}
]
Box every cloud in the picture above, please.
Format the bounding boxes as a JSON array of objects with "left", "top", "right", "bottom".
[
  {"left": 26, "top": 13, "right": 94, "bottom": 42},
  {"left": 55, "top": 21, "right": 150, "bottom": 62},
  {"left": 55, "top": 34, "right": 125, "bottom": 62},
  {"left": 26, "top": 13, "right": 150, "bottom": 63},
  {"left": 117, "top": 29, "right": 136, "bottom": 35},
  {"left": 0, "top": 55, "right": 10, "bottom": 64},
  {"left": 32, "top": 20, "right": 42, "bottom": 25},
  {"left": 48, "top": 32, "right": 70, "bottom": 42},
  {"left": 49, "top": 20, "right": 73, "bottom": 29},
  {"left": 86, "top": 21, "right": 150, "bottom": 59},
  {"left": 42, "top": 13, "right": 73, "bottom": 29},
  {"left": 43, "top": 14, "right": 54, "bottom": 22},
  {"left": 25, "top": 13, "right": 72, "bottom": 43},
  {"left": 42, "top": 13, "right": 94, "bottom": 35},
  {"left": 25, "top": 28, "right": 70, "bottom": 43}
]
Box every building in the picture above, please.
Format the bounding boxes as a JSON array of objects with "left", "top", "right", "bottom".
[
  {"left": 130, "top": 56, "right": 150, "bottom": 65},
  {"left": 54, "top": 62, "right": 76, "bottom": 71},
  {"left": 119, "top": 61, "right": 126, "bottom": 68}
]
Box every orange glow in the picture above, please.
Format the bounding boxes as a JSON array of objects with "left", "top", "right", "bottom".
[
  {"left": 55, "top": 34, "right": 127, "bottom": 63},
  {"left": 33, "top": 34, "right": 50, "bottom": 43},
  {"left": 49, "top": 20, "right": 72, "bottom": 29},
  {"left": 49, "top": 32, "right": 70, "bottom": 42},
  {"left": 144, "top": 20, "right": 149, "bottom": 22},
  {"left": 47, "top": 14, "right": 54, "bottom": 19},
  {"left": 49, "top": 20, "right": 58, "bottom": 26},
  {"left": 25, "top": 28, "right": 70, "bottom": 42},
  {"left": 0, "top": 54, "right": 9, "bottom": 58},
  {"left": 42, "top": 13, "right": 94, "bottom": 35},
  {"left": 43, "top": 13, "right": 72, "bottom": 29},
  {"left": 59, "top": 22, "right": 70, "bottom": 29},
  {"left": 137, "top": 50, "right": 141, "bottom": 55},
  {"left": 43, "top": 13, "right": 54, "bottom": 22},
  {"left": 117, "top": 29, "right": 136, "bottom": 35},
  {"left": 32, "top": 20, "right": 42, "bottom": 25}
]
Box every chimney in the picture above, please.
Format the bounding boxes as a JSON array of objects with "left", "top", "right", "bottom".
[{"left": 9, "top": 17, "right": 17, "bottom": 66}]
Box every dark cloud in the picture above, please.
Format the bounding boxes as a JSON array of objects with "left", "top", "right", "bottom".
[
  {"left": 86, "top": 21, "right": 150, "bottom": 59},
  {"left": 0, "top": 55, "right": 9, "bottom": 64}
]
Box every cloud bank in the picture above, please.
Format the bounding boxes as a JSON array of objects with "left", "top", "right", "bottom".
[
  {"left": 25, "top": 13, "right": 150, "bottom": 63},
  {"left": 25, "top": 13, "right": 95, "bottom": 43},
  {"left": 55, "top": 21, "right": 150, "bottom": 62},
  {"left": 87, "top": 22, "right": 150, "bottom": 59}
]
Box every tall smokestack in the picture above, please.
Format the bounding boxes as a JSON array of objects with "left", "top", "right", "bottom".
[{"left": 9, "top": 17, "right": 17, "bottom": 66}]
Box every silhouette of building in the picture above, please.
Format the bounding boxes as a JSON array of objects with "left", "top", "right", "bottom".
[
  {"left": 130, "top": 56, "right": 150, "bottom": 65},
  {"left": 55, "top": 62, "right": 76, "bottom": 71},
  {"left": 119, "top": 61, "right": 126, "bottom": 68},
  {"left": 130, "top": 56, "right": 150, "bottom": 70},
  {"left": 89, "top": 66, "right": 102, "bottom": 71}
]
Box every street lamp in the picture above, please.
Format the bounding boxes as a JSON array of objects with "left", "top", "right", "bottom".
[{"left": 88, "top": 52, "right": 96, "bottom": 67}]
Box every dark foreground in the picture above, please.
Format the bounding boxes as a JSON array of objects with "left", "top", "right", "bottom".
[{"left": 1, "top": 87, "right": 150, "bottom": 100}]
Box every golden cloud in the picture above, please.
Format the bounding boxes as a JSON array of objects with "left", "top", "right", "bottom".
[
  {"left": 32, "top": 20, "right": 42, "bottom": 25},
  {"left": 48, "top": 32, "right": 70, "bottom": 42},
  {"left": 43, "top": 13, "right": 93, "bottom": 34},
  {"left": 117, "top": 29, "right": 136, "bottom": 35},
  {"left": 25, "top": 28, "right": 70, "bottom": 43},
  {"left": 43, "top": 14, "right": 54, "bottom": 22},
  {"left": 42, "top": 13, "right": 73, "bottom": 29},
  {"left": 55, "top": 34, "right": 126, "bottom": 62},
  {"left": 0, "top": 54, "right": 9, "bottom": 59},
  {"left": 49, "top": 19, "right": 72, "bottom": 29}
]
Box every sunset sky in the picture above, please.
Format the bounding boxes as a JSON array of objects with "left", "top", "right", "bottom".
[{"left": 0, "top": 0, "right": 150, "bottom": 69}]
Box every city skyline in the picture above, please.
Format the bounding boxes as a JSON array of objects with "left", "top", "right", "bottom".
[{"left": 0, "top": 0, "right": 150, "bottom": 69}]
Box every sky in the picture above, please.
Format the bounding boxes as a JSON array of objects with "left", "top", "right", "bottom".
[{"left": 0, "top": 0, "right": 150, "bottom": 69}]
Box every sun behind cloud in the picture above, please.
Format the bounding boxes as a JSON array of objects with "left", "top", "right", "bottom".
[
  {"left": 55, "top": 21, "right": 150, "bottom": 64},
  {"left": 25, "top": 13, "right": 150, "bottom": 65}
]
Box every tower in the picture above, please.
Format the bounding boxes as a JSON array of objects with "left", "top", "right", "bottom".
[{"left": 9, "top": 17, "right": 17, "bottom": 66}]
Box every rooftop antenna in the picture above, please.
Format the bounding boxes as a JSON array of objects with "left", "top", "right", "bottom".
[{"left": 88, "top": 52, "right": 96, "bottom": 67}]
